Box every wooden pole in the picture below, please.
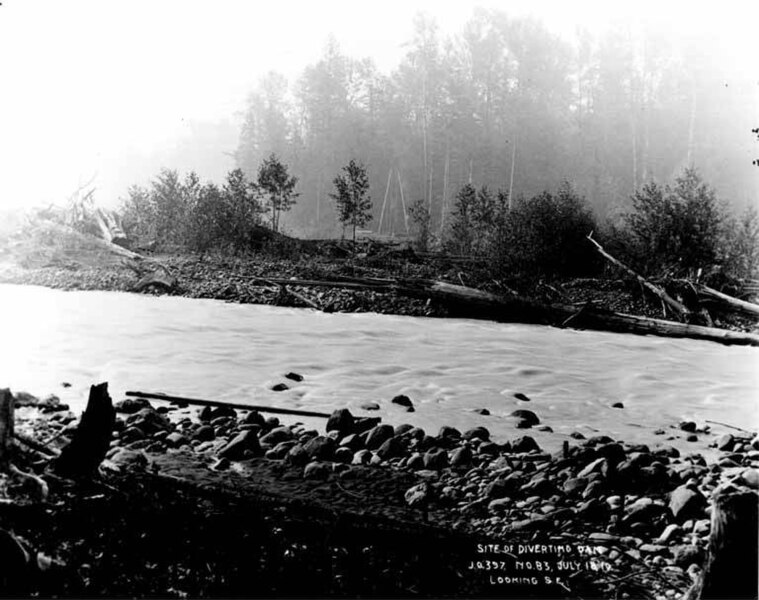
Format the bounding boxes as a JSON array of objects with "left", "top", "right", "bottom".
[{"left": 125, "top": 391, "right": 330, "bottom": 418}]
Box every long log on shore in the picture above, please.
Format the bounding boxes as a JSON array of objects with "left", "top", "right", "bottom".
[
  {"left": 232, "top": 276, "right": 759, "bottom": 347},
  {"left": 696, "top": 284, "right": 759, "bottom": 319},
  {"left": 125, "top": 391, "right": 330, "bottom": 418},
  {"left": 586, "top": 232, "right": 692, "bottom": 321}
]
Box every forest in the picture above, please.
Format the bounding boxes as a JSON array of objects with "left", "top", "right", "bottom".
[{"left": 228, "top": 9, "right": 755, "bottom": 238}]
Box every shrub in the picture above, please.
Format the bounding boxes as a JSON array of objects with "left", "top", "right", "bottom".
[
  {"left": 494, "top": 183, "right": 601, "bottom": 278},
  {"left": 446, "top": 185, "right": 506, "bottom": 256},
  {"left": 623, "top": 168, "right": 725, "bottom": 277}
]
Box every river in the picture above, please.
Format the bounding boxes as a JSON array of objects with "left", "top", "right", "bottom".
[{"left": 0, "top": 283, "right": 756, "bottom": 453}]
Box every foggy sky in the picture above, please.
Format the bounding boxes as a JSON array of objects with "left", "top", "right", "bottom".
[{"left": 0, "top": 0, "right": 756, "bottom": 210}]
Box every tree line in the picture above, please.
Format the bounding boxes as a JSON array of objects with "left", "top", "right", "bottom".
[
  {"left": 120, "top": 156, "right": 758, "bottom": 283},
  {"left": 235, "top": 9, "right": 755, "bottom": 239}
]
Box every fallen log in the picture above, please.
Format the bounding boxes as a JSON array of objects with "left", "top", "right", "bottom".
[
  {"left": 586, "top": 232, "right": 692, "bottom": 321},
  {"left": 54, "top": 382, "right": 115, "bottom": 477},
  {"left": 231, "top": 275, "right": 759, "bottom": 347},
  {"left": 124, "top": 391, "right": 330, "bottom": 418},
  {"left": 696, "top": 284, "right": 759, "bottom": 319}
]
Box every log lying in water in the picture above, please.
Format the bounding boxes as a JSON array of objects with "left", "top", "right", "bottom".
[
  {"left": 239, "top": 276, "right": 759, "bottom": 347},
  {"left": 125, "top": 391, "right": 330, "bottom": 418}
]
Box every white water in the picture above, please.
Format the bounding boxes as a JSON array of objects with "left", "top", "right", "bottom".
[{"left": 0, "top": 283, "right": 756, "bottom": 453}]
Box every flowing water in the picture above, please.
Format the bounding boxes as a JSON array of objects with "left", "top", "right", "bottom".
[{"left": 0, "top": 283, "right": 756, "bottom": 453}]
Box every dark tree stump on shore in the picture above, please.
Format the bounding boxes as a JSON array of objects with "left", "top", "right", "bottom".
[
  {"left": 0, "top": 389, "right": 15, "bottom": 465},
  {"left": 686, "top": 487, "right": 759, "bottom": 600},
  {"left": 54, "top": 382, "right": 115, "bottom": 477}
]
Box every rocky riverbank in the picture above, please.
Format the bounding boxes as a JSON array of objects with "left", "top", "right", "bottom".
[{"left": 4, "top": 384, "right": 758, "bottom": 598}]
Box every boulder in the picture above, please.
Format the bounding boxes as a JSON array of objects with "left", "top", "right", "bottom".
[
  {"left": 126, "top": 408, "right": 172, "bottom": 434},
  {"left": 394, "top": 423, "right": 415, "bottom": 436},
  {"left": 339, "top": 433, "right": 363, "bottom": 451},
  {"left": 285, "top": 444, "right": 309, "bottom": 467},
  {"left": 376, "top": 437, "right": 405, "bottom": 459},
  {"left": 199, "top": 405, "right": 237, "bottom": 422},
  {"left": 450, "top": 446, "right": 473, "bottom": 467},
  {"left": 578, "top": 457, "right": 608, "bottom": 479},
  {"left": 303, "top": 462, "right": 331, "bottom": 480},
  {"left": 679, "top": 421, "right": 697, "bottom": 433},
  {"left": 407, "top": 453, "right": 425, "bottom": 470},
  {"left": 486, "top": 473, "right": 524, "bottom": 499},
  {"left": 284, "top": 372, "right": 304, "bottom": 382},
  {"left": 114, "top": 397, "right": 152, "bottom": 414},
  {"left": 716, "top": 433, "right": 735, "bottom": 452},
  {"left": 365, "top": 424, "right": 395, "bottom": 450},
  {"left": 259, "top": 426, "right": 294, "bottom": 446},
  {"left": 511, "top": 409, "right": 539, "bottom": 428},
  {"left": 423, "top": 448, "right": 448, "bottom": 470},
  {"left": 352, "top": 449, "right": 372, "bottom": 465},
  {"left": 110, "top": 449, "right": 148, "bottom": 469},
  {"left": 165, "top": 432, "right": 190, "bottom": 448},
  {"left": 334, "top": 447, "right": 353, "bottom": 463},
  {"left": 514, "top": 392, "right": 531, "bottom": 402},
  {"left": 511, "top": 436, "right": 541, "bottom": 454},
  {"left": 672, "top": 544, "right": 705, "bottom": 568},
  {"left": 391, "top": 394, "right": 414, "bottom": 409},
  {"left": 326, "top": 408, "right": 354, "bottom": 437},
  {"left": 360, "top": 402, "right": 380, "bottom": 411},
  {"left": 438, "top": 426, "right": 462, "bottom": 439},
  {"left": 303, "top": 436, "right": 335, "bottom": 461},
  {"left": 404, "top": 482, "right": 430, "bottom": 508},
  {"left": 265, "top": 441, "right": 292, "bottom": 460},
  {"left": 596, "top": 442, "right": 627, "bottom": 466},
  {"left": 271, "top": 383, "right": 289, "bottom": 392},
  {"left": 218, "top": 430, "right": 262, "bottom": 460},
  {"left": 193, "top": 425, "right": 215, "bottom": 442},
  {"left": 353, "top": 416, "right": 382, "bottom": 434},
  {"left": 463, "top": 426, "right": 490, "bottom": 441},
  {"left": 242, "top": 410, "right": 266, "bottom": 427},
  {"left": 669, "top": 484, "right": 707, "bottom": 522},
  {"left": 563, "top": 478, "right": 587, "bottom": 495}
]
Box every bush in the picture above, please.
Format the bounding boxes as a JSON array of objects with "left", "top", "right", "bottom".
[
  {"left": 446, "top": 185, "right": 506, "bottom": 256},
  {"left": 494, "top": 184, "right": 601, "bottom": 278},
  {"left": 623, "top": 168, "right": 725, "bottom": 277}
]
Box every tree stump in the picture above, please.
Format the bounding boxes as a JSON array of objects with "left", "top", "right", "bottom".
[
  {"left": 687, "top": 487, "right": 759, "bottom": 599},
  {"left": 0, "top": 389, "right": 15, "bottom": 464},
  {"left": 54, "top": 382, "right": 115, "bottom": 477}
]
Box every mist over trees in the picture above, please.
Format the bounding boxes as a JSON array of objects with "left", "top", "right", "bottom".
[{"left": 234, "top": 9, "right": 756, "bottom": 239}]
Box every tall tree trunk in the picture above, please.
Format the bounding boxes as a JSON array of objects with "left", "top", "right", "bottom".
[
  {"left": 508, "top": 134, "right": 517, "bottom": 210},
  {"left": 396, "top": 169, "right": 409, "bottom": 235},
  {"left": 441, "top": 142, "right": 450, "bottom": 237},
  {"left": 378, "top": 168, "right": 392, "bottom": 235},
  {"left": 687, "top": 76, "right": 697, "bottom": 166}
]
